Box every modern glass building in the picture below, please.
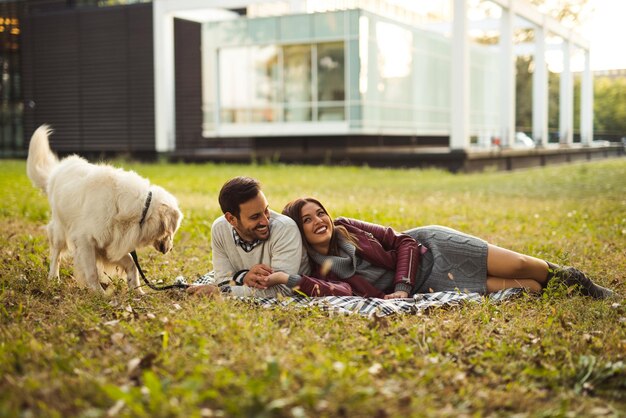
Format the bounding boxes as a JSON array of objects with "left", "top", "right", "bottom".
[
  {"left": 17, "top": 0, "right": 610, "bottom": 169},
  {"left": 201, "top": 9, "right": 500, "bottom": 143}
]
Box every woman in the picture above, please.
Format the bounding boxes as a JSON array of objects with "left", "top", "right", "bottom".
[{"left": 265, "top": 197, "right": 614, "bottom": 299}]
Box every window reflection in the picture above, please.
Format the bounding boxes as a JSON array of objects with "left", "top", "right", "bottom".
[
  {"left": 251, "top": 45, "right": 280, "bottom": 122},
  {"left": 375, "top": 21, "right": 413, "bottom": 105},
  {"left": 283, "top": 44, "right": 312, "bottom": 121},
  {"left": 218, "top": 42, "right": 345, "bottom": 124},
  {"left": 219, "top": 47, "right": 250, "bottom": 123},
  {"left": 317, "top": 42, "right": 345, "bottom": 121}
]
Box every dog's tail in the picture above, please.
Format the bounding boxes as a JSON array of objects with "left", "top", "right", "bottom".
[{"left": 26, "top": 124, "right": 58, "bottom": 193}]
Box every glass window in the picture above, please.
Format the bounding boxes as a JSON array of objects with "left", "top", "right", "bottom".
[
  {"left": 375, "top": 21, "right": 413, "bottom": 105},
  {"left": 219, "top": 47, "right": 251, "bottom": 123},
  {"left": 251, "top": 45, "right": 281, "bottom": 122},
  {"left": 283, "top": 44, "right": 312, "bottom": 121},
  {"left": 218, "top": 41, "right": 347, "bottom": 125},
  {"left": 317, "top": 42, "right": 345, "bottom": 120}
]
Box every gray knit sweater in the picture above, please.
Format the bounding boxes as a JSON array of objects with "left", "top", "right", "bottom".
[{"left": 296, "top": 239, "right": 396, "bottom": 292}]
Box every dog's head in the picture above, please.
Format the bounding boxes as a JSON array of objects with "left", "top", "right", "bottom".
[
  {"left": 152, "top": 204, "right": 182, "bottom": 254},
  {"left": 143, "top": 187, "right": 183, "bottom": 254}
]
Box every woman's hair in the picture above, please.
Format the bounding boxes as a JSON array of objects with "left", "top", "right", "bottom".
[{"left": 282, "top": 197, "right": 358, "bottom": 257}]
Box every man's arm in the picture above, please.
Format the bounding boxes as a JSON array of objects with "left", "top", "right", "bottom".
[
  {"left": 268, "top": 219, "right": 306, "bottom": 275},
  {"left": 211, "top": 221, "right": 237, "bottom": 284}
]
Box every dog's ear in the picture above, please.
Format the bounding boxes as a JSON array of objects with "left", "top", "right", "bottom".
[{"left": 156, "top": 204, "right": 182, "bottom": 233}]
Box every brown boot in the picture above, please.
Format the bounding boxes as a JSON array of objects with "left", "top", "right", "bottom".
[{"left": 547, "top": 263, "right": 614, "bottom": 299}]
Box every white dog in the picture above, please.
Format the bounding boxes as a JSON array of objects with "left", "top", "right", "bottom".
[{"left": 26, "top": 125, "right": 183, "bottom": 293}]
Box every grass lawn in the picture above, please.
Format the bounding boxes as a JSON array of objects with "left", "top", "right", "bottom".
[{"left": 0, "top": 158, "right": 625, "bottom": 417}]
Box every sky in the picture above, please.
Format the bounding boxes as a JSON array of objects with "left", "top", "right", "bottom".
[
  {"left": 581, "top": 0, "right": 626, "bottom": 71},
  {"left": 181, "top": 0, "right": 626, "bottom": 72},
  {"left": 387, "top": 0, "right": 626, "bottom": 72}
]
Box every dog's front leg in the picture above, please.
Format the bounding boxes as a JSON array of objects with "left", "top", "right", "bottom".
[
  {"left": 48, "top": 245, "right": 61, "bottom": 281},
  {"left": 118, "top": 253, "right": 145, "bottom": 294},
  {"left": 73, "top": 238, "right": 104, "bottom": 293},
  {"left": 47, "top": 221, "right": 64, "bottom": 281}
]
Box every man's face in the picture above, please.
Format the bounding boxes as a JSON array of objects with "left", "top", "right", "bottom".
[{"left": 226, "top": 191, "right": 271, "bottom": 242}]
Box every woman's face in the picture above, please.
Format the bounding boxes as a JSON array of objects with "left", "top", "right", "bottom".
[{"left": 300, "top": 201, "right": 333, "bottom": 250}]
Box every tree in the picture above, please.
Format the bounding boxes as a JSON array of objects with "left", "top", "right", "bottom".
[
  {"left": 591, "top": 75, "right": 626, "bottom": 139},
  {"left": 515, "top": 0, "right": 599, "bottom": 141}
]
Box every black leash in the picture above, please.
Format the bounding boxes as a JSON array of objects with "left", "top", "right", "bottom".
[{"left": 130, "top": 250, "right": 189, "bottom": 291}]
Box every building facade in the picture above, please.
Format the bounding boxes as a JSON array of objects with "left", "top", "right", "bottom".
[
  {"left": 3, "top": 0, "right": 608, "bottom": 169},
  {"left": 202, "top": 9, "right": 500, "bottom": 143}
]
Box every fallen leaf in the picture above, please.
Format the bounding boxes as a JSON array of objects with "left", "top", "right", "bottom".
[
  {"left": 333, "top": 361, "right": 345, "bottom": 372},
  {"left": 370, "top": 315, "right": 389, "bottom": 330},
  {"left": 127, "top": 352, "right": 157, "bottom": 380},
  {"left": 200, "top": 408, "right": 214, "bottom": 417},
  {"left": 127, "top": 357, "right": 141, "bottom": 375},
  {"left": 589, "top": 406, "right": 611, "bottom": 416},
  {"left": 320, "top": 259, "right": 333, "bottom": 276},
  {"left": 111, "top": 333, "right": 125, "bottom": 346},
  {"left": 368, "top": 363, "right": 383, "bottom": 375},
  {"left": 107, "top": 399, "right": 125, "bottom": 417}
]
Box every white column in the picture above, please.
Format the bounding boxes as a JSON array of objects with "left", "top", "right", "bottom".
[
  {"left": 532, "top": 22, "right": 548, "bottom": 146},
  {"left": 559, "top": 39, "right": 573, "bottom": 145},
  {"left": 450, "top": 0, "right": 469, "bottom": 150},
  {"left": 153, "top": 0, "right": 176, "bottom": 152},
  {"left": 580, "top": 49, "right": 593, "bottom": 145},
  {"left": 500, "top": 1, "right": 516, "bottom": 148}
]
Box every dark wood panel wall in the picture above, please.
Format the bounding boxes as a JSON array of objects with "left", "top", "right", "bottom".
[
  {"left": 22, "top": 3, "right": 156, "bottom": 155},
  {"left": 174, "top": 18, "right": 204, "bottom": 152}
]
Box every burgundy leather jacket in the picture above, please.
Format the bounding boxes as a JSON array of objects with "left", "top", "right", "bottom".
[{"left": 293, "top": 217, "right": 427, "bottom": 298}]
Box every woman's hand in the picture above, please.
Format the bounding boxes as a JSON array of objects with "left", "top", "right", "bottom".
[
  {"left": 384, "top": 291, "right": 409, "bottom": 299},
  {"left": 244, "top": 264, "right": 273, "bottom": 288},
  {"left": 266, "top": 271, "right": 289, "bottom": 286}
]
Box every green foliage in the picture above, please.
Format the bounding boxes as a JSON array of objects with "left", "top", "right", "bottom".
[
  {"left": 593, "top": 76, "right": 626, "bottom": 138},
  {"left": 1, "top": 159, "right": 625, "bottom": 417},
  {"left": 517, "top": 58, "right": 626, "bottom": 140}
]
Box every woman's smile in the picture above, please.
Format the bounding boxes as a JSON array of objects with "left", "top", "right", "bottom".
[{"left": 300, "top": 202, "right": 332, "bottom": 252}]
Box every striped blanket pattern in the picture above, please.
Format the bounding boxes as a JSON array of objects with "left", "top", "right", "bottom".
[{"left": 191, "top": 273, "right": 523, "bottom": 317}]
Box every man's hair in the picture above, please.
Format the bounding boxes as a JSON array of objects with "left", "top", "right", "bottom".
[{"left": 218, "top": 176, "right": 262, "bottom": 218}]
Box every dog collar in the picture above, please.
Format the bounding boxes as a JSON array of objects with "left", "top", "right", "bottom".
[{"left": 139, "top": 191, "right": 153, "bottom": 227}]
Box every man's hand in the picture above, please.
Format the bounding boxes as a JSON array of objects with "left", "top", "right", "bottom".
[
  {"left": 244, "top": 264, "right": 273, "bottom": 289},
  {"left": 186, "top": 284, "right": 221, "bottom": 298},
  {"left": 384, "top": 291, "right": 409, "bottom": 299}
]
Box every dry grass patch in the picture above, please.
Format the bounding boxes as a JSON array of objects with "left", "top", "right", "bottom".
[{"left": 1, "top": 159, "right": 625, "bottom": 417}]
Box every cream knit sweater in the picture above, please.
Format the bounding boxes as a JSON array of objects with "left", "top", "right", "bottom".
[{"left": 211, "top": 210, "right": 309, "bottom": 296}]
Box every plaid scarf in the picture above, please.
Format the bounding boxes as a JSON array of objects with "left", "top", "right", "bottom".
[{"left": 232, "top": 228, "right": 262, "bottom": 253}]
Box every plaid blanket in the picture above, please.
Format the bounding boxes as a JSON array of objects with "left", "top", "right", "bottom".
[{"left": 191, "top": 273, "right": 523, "bottom": 317}]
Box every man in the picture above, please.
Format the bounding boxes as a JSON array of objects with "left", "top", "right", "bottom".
[{"left": 187, "top": 176, "right": 308, "bottom": 297}]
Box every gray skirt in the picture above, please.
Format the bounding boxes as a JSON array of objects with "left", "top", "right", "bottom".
[{"left": 404, "top": 225, "right": 488, "bottom": 294}]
